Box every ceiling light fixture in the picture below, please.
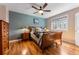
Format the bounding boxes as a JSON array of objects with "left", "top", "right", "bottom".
[
  {"left": 32, "top": 3, "right": 51, "bottom": 15},
  {"left": 38, "top": 10, "right": 43, "bottom": 14}
]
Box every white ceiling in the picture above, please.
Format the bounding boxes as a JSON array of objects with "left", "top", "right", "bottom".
[{"left": 1, "top": 3, "right": 79, "bottom": 18}]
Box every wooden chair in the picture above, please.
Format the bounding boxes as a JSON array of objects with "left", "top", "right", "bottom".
[
  {"left": 40, "top": 32, "right": 62, "bottom": 50},
  {"left": 41, "top": 32, "right": 55, "bottom": 49},
  {"left": 52, "top": 32, "right": 62, "bottom": 48}
]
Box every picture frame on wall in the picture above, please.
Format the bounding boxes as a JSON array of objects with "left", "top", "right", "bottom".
[{"left": 33, "top": 18, "right": 39, "bottom": 24}]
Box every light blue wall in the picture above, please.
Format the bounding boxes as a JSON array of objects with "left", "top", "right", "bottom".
[{"left": 9, "top": 11, "right": 46, "bottom": 40}]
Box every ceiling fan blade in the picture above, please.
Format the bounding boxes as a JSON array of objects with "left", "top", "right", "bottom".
[
  {"left": 43, "top": 10, "right": 51, "bottom": 12},
  {"left": 32, "top": 6, "right": 39, "bottom": 10},
  {"left": 43, "top": 3, "right": 48, "bottom": 9},
  {"left": 31, "top": 3, "right": 40, "bottom": 7},
  {"left": 33, "top": 11, "right": 38, "bottom": 14}
]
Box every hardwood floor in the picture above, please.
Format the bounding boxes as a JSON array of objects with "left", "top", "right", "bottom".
[
  {"left": 8, "top": 40, "right": 42, "bottom": 55},
  {"left": 7, "top": 40, "right": 79, "bottom": 55},
  {"left": 44, "top": 42, "right": 79, "bottom": 55}
]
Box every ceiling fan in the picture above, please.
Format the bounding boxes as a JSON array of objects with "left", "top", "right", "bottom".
[{"left": 32, "top": 3, "right": 51, "bottom": 15}]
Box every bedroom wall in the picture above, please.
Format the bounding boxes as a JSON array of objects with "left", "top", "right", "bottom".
[
  {"left": 9, "top": 11, "right": 46, "bottom": 40},
  {"left": 0, "top": 5, "right": 9, "bottom": 22},
  {"left": 46, "top": 7, "right": 79, "bottom": 44}
]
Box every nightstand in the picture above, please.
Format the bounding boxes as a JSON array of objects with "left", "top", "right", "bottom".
[{"left": 22, "top": 32, "right": 30, "bottom": 41}]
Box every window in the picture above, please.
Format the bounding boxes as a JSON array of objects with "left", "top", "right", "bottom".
[{"left": 51, "top": 15, "right": 68, "bottom": 31}]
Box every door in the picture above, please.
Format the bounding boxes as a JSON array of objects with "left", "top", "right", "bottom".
[{"left": 75, "top": 12, "right": 79, "bottom": 46}]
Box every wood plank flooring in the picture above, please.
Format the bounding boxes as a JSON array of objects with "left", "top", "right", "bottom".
[
  {"left": 7, "top": 40, "right": 79, "bottom": 55},
  {"left": 8, "top": 40, "right": 42, "bottom": 55},
  {"left": 44, "top": 42, "right": 79, "bottom": 55}
]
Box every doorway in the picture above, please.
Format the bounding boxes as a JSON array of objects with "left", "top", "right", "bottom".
[{"left": 75, "top": 12, "right": 79, "bottom": 46}]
